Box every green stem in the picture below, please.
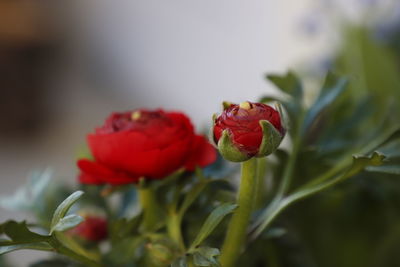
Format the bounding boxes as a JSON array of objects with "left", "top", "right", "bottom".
[
  {"left": 220, "top": 157, "right": 258, "bottom": 267},
  {"left": 167, "top": 211, "right": 185, "bottom": 251},
  {"left": 138, "top": 186, "right": 162, "bottom": 232},
  {"left": 49, "top": 237, "right": 102, "bottom": 267}
]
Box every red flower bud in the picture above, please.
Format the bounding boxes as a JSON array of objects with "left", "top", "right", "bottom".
[
  {"left": 213, "top": 101, "right": 285, "bottom": 162},
  {"left": 78, "top": 109, "right": 216, "bottom": 185},
  {"left": 70, "top": 216, "right": 108, "bottom": 242}
]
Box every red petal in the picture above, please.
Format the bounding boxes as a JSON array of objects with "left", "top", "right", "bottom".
[
  {"left": 150, "top": 136, "right": 192, "bottom": 178},
  {"left": 185, "top": 135, "right": 217, "bottom": 171},
  {"left": 233, "top": 131, "right": 262, "bottom": 154},
  {"left": 77, "top": 159, "right": 139, "bottom": 185},
  {"left": 88, "top": 131, "right": 151, "bottom": 170}
]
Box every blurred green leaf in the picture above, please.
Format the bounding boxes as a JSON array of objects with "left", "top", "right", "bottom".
[
  {"left": 267, "top": 71, "right": 303, "bottom": 99},
  {"left": 302, "top": 74, "right": 348, "bottom": 135},
  {"left": 171, "top": 257, "right": 188, "bottom": 267},
  {"left": 190, "top": 203, "right": 237, "bottom": 250},
  {"left": 192, "top": 247, "right": 220, "bottom": 267}
]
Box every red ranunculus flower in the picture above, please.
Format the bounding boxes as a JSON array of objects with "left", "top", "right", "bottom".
[
  {"left": 71, "top": 216, "right": 108, "bottom": 242},
  {"left": 77, "top": 109, "right": 216, "bottom": 185},
  {"left": 213, "top": 101, "right": 284, "bottom": 161}
]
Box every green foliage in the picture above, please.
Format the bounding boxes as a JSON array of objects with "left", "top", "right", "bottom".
[
  {"left": 189, "top": 203, "right": 237, "bottom": 250},
  {"left": 50, "top": 191, "right": 84, "bottom": 233},
  {"left": 192, "top": 247, "right": 220, "bottom": 267}
]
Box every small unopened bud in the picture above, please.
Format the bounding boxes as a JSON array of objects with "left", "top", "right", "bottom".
[{"left": 212, "top": 101, "right": 285, "bottom": 162}]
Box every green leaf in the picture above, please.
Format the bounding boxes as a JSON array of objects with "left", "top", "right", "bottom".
[
  {"left": 366, "top": 165, "right": 400, "bottom": 175},
  {"left": 50, "top": 215, "right": 84, "bottom": 234},
  {"left": 0, "top": 243, "right": 53, "bottom": 255},
  {"left": 302, "top": 74, "right": 348, "bottom": 135},
  {"left": 266, "top": 71, "right": 303, "bottom": 99},
  {"left": 347, "top": 152, "right": 386, "bottom": 177},
  {"left": 50, "top": 191, "right": 84, "bottom": 230},
  {"left": 0, "top": 221, "right": 49, "bottom": 243},
  {"left": 171, "top": 257, "right": 188, "bottom": 267},
  {"left": 190, "top": 203, "right": 237, "bottom": 249},
  {"left": 192, "top": 247, "right": 220, "bottom": 267},
  {"left": 266, "top": 72, "right": 304, "bottom": 136}
]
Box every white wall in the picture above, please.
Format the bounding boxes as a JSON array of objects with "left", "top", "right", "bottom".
[{"left": 70, "top": 0, "right": 318, "bottom": 126}]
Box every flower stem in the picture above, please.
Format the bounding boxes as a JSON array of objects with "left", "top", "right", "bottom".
[
  {"left": 220, "top": 157, "right": 258, "bottom": 267},
  {"left": 138, "top": 186, "right": 162, "bottom": 232},
  {"left": 167, "top": 211, "right": 186, "bottom": 251}
]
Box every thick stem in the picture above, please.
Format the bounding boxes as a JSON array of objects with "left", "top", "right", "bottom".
[
  {"left": 138, "top": 186, "right": 162, "bottom": 232},
  {"left": 167, "top": 211, "right": 185, "bottom": 251},
  {"left": 220, "top": 158, "right": 258, "bottom": 267}
]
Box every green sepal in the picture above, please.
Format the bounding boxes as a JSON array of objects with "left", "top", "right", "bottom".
[
  {"left": 257, "top": 120, "right": 284, "bottom": 157},
  {"left": 209, "top": 114, "right": 218, "bottom": 148},
  {"left": 222, "top": 101, "right": 233, "bottom": 110},
  {"left": 217, "top": 130, "right": 250, "bottom": 162},
  {"left": 274, "top": 102, "right": 288, "bottom": 131}
]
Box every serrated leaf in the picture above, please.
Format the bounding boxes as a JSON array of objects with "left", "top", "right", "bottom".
[
  {"left": 50, "top": 191, "right": 84, "bottom": 230},
  {"left": 347, "top": 152, "right": 386, "bottom": 177},
  {"left": 302, "top": 74, "right": 348, "bottom": 135},
  {"left": 171, "top": 257, "right": 188, "bottom": 267},
  {"left": 0, "top": 221, "right": 49, "bottom": 243},
  {"left": 50, "top": 215, "right": 84, "bottom": 234},
  {"left": 190, "top": 203, "right": 237, "bottom": 249},
  {"left": 0, "top": 242, "right": 53, "bottom": 255}
]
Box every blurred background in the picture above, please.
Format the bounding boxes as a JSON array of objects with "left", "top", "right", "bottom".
[{"left": 1, "top": 0, "right": 400, "bottom": 266}]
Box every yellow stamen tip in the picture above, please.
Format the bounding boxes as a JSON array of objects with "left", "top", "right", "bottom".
[
  {"left": 239, "top": 101, "right": 251, "bottom": 110},
  {"left": 131, "top": 111, "right": 141, "bottom": 120}
]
